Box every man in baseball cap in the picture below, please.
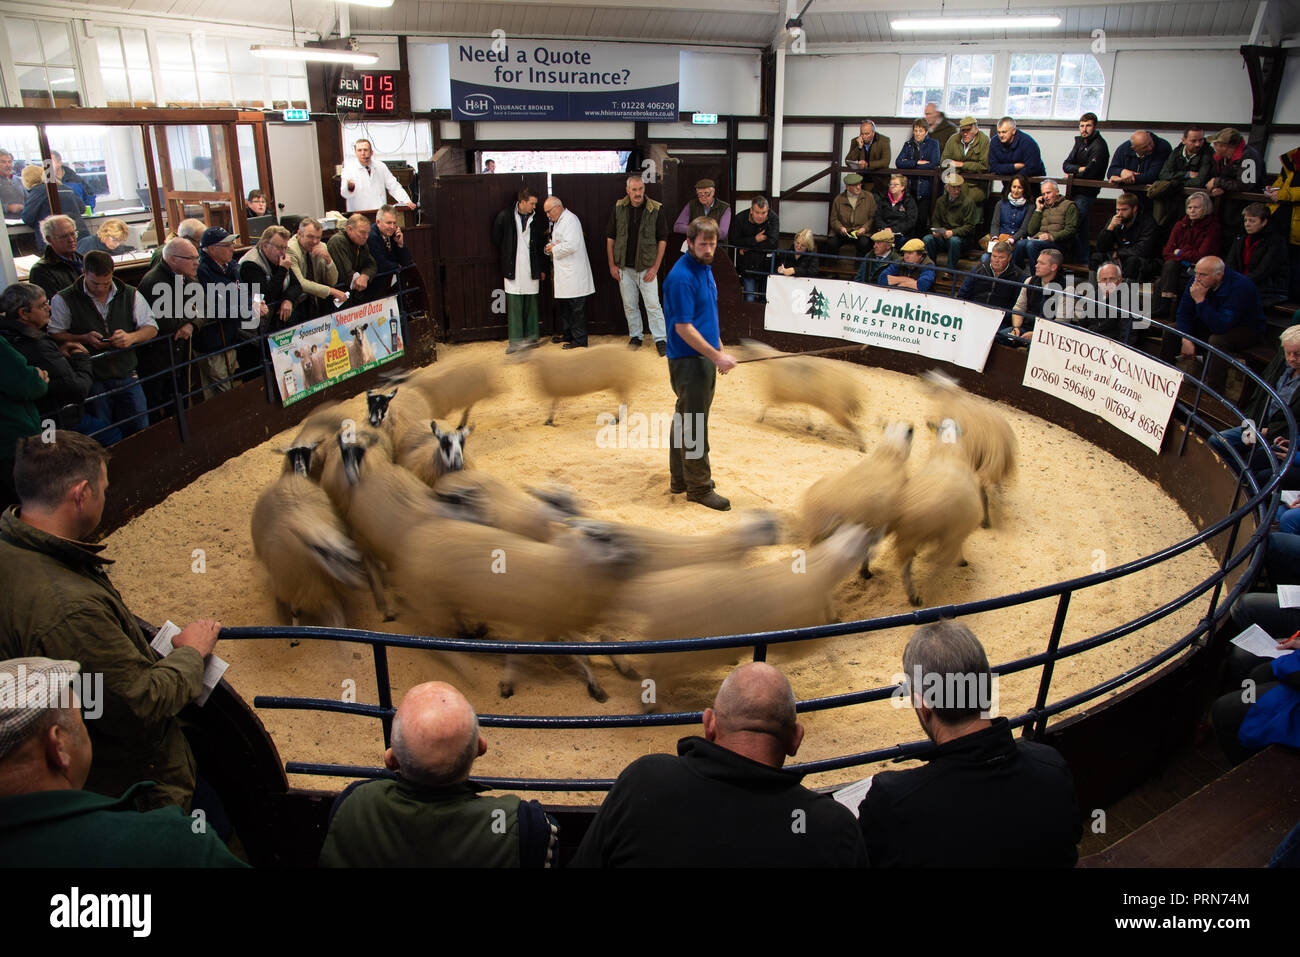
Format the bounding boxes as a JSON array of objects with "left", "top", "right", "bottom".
[
  {"left": 0, "top": 655, "right": 246, "bottom": 866},
  {"left": 195, "top": 226, "right": 247, "bottom": 397}
]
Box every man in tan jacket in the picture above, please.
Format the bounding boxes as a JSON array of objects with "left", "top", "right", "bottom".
[
  {"left": 830, "top": 173, "right": 878, "bottom": 257},
  {"left": 287, "top": 217, "right": 348, "bottom": 321}
]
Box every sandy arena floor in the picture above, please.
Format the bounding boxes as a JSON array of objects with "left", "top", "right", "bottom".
[{"left": 107, "top": 337, "right": 1219, "bottom": 802}]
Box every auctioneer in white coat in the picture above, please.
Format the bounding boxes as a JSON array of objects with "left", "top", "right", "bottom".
[{"left": 548, "top": 207, "right": 595, "bottom": 299}]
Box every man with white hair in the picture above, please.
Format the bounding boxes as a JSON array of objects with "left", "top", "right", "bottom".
[
  {"left": 0, "top": 656, "right": 245, "bottom": 866},
  {"left": 28, "top": 215, "right": 84, "bottom": 301},
  {"left": 1012, "top": 179, "right": 1077, "bottom": 269},
  {"left": 544, "top": 195, "right": 594, "bottom": 349},
  {"left": 572, "top": 662, "right": 867, "bottom": 867},
  {"left": 0, "top": 148, "right": 25, "bottom": 214},
  {"left": 318, "top": 681, "right": 557, "bottom": 867},
  {"left": 924, "top": 102, "right": 958, "bottom": 151},
  {"left": 138, "top": 237, "right": 208, "bottom": 421},
  {"left": 858, "top": 621, "right": 1080, "bottom": 867},
  {"left": 989, "top": 116, "right": 1045, "bottom": 178},
  {"left": 147, "top": 217, "right": 205, "bottom": 269}
]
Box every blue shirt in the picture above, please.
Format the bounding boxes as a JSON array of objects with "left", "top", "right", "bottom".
[
  {"left": 1175, "top": 267, "right": 1266, "bottom": 338},
  {"left": 664, "top": 251, "right": 719, "bottom": 359},
  {"left": 877, "top": 260, "right": 936, "bottom": 293},
  {"left": 988, "top": 130, "right": 1045, "bottom": 177}
]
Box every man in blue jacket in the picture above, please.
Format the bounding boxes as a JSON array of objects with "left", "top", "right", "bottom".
[
  {"left": 989, "top": 117, "right": 1045, "bottom": 178},
  {"left": 1107, "top": 130, "right": 1172, "bottom": 188},
  {"left": 1163, "top": 256, "right": 1265, "bottom": 394}
]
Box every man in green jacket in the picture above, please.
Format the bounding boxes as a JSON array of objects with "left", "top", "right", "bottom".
[
  {"left": 329, "top": 214, "right": 379, "bottom": 304},
  {"left": 0, "top": 656, "right": 245, "bottom": 867},
  {"left": 318, "top": 681, "right": 557, "bottom": 867},
  {"left": 0, "top": 431, "right": 221, "bottom": 810},
  {"left": 606, "top": 175, "right": 669, "bottom": 353},
  {"left": 0, "top": 336, "right": 48, "bottom": 509},
  {"left": 1014, "top": 179, "right": 1079, "bottom": 269},
  {"left": 941, "top": 117, "right": 991, "bottom": 204},
  {"left": 923, "top": 175, "right": 983, "bottom": 268}
]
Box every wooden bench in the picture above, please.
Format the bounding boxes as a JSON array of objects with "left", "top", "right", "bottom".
[{"left": 1079, "top": 745, "right": 1300, "bottom": 867}]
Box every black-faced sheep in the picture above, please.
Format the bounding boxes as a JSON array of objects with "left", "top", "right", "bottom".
[
  {"left": 391, "top": 517, "right": 644, "bottom": 702},
  {"left": 922, "top": 369, "right": 1017, "bottom": 527},
  {"left": 250, "top": 468, "right": 366, "bottom": 628},
  {"left": 366, "top": 385, "right": 432, "bottom": 451},
  {"left": 526, "top": 343, "right": 647, "bottom": 425},
  {"left": 743, "top": 339, "right": 867, "bottom": 450},
  {"left": 566, "top": 510, "right": 779, "bottom": 574},
  {"left": 397, "top": 421, "right": 472, "bottom": 489},
  {"left": 433, "top": 471, "right": 582, "bottom": 543}
]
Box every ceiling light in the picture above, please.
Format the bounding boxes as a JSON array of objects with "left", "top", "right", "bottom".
[
  {"left": 891, "top": 16, "right": 1062, "bottom": 31},
  {"left": 250, "top": 45, "right": 379, "bottom": 64},
  {"left": 336, "top": 0, "right": 394, "bottom": 6}
]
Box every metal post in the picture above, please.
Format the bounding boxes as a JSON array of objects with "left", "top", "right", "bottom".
[
  {"left": 1028, "top": 591, "right": 1072, "bottom": 740},
  {"left": 373, "top": 642, "right": 394, "bottom": 747}
]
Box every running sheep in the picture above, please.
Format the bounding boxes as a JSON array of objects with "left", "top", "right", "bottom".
[
  {"left": 251, "top": 446, "right": 367, "bottom": 628},
  {"left": 566, "top": 510, "right": 779, "bottom": 574},
  {"left": 871, "top": 419, "right": 983, "bottom": 607},
  {"left": 922, "top": 369, "right": 1017, "bottom": 527},
  {"left": 799, "top": 421, "right": 914, "bottom": 577},
  {"left": 743, "top": 339, "right": 867, "bottom": 450},
  {"left": 396, "top": 421, "right": 472, "bottom": 488},
  {"left": 401, "top": 357, "right": 503, "bottom": 424},
  {"left": 433, "top": 471, "right": 582, "bottom": 543},
  {"left": 391, "top": 517, "right": 644, "bottom": 702},
  {"left": 526, "top": 343, "right": 648, "bottom": 425}
]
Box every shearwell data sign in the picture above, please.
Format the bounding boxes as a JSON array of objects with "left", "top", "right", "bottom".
[
  {"left": 450, "top": 38, "right": 678, "bottom": 121},
  {"left": 1022, "top": 319, "right": 1182, "bottom": 452},
  {"left": 764, "top": 275, "right": 1003, "bottom": 371},
  {"left": 268, "top": 295, "right": 404, "bottom": 407}
]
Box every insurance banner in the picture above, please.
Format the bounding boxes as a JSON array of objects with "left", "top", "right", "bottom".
[
  {"left": 268, "top": 295, "right": 404, "bottom": 407},
  {"left": 1022, "top": 319, "right": 1182, "bottom": 452},
  {"left": 450, "top": 38, "right": 678, "bottom": 121},
  {"left": 763, "top": 275, "right": 1003, "bottom": 372}
]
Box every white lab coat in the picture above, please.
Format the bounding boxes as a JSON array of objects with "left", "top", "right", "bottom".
[
  {"left": 548, "top": 209, "right": 594, "bottom": 299},
  {"left": 504, "top": 211, "right": 539, "bottom": 295},
  {"left": 339, "top": 158, "right": 412, "bottom": 211}
]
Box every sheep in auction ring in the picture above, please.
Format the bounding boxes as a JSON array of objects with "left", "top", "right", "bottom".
[
  {"left": 397, "top": 420, "right": 472, "bottom": 489},
  {"left": 922, "top": 369, "right": 1018, "bottom": 528},
  {"left": 400, "top": 356, "right": 503, "bottom": 424},
  {"left": 391, "top": 517, "right": 645, "bottom": 702},
  {"left": 433, "top": 471, "right": 583, "bottom": 543},
  {"left": 565, "top": 511, "right": 780, "bottom": 574},
  {"left": 742, "top": 339, "right": 867, "bottom": 450},
  {"left": 365, "top": 384, "right": 432, "bottom": 452},
  {"left": 875, "top": 418, "right": 983, "bottom": 607},
  {"left": 525, "top": 343, "right": 648, "bottom": 426},
  {"left": 251, "top": 447, "right": 367, "bottom": 628},
  {"left": 799, "top": 421, "right": 915, "bottom": 577}
]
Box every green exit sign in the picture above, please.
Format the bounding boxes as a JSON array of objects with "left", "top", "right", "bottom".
[
  {"left": 692, "top": 113, "right": 718, "bottom": 125},
  {"left": 282, "top": 109, "right": 311, "bottom": 122}
]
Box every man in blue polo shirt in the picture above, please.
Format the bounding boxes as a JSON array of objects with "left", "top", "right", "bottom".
[
  {"left": 1162, "top": 255, "right": 1266, "bottom": 394},
  {"left": 663, "top": 216, "right": 736, "bottom": 511}
]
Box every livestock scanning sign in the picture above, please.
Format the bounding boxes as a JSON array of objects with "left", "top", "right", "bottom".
[
  {"left": 450, "top": 38, "right": 678, "bottom": 121},
  {"left": 1023, "top": 319, "right": 1182, "bottom": 452},
  {"left": 268, "top": 295, "right": 404, "bottom": 407},
  {"left": 763, "top": 275, "right": 1003, "bottom": 371}
]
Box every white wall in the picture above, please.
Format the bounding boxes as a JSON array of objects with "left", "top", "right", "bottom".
[
  {"left": 1108, "top": 51, "right": 1252, "bottom": 123},
  {"left": 783, "top": 54, "right": 901, "bottom": 117}
]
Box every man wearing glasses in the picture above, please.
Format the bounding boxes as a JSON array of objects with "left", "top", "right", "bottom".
[{"left": 138, "top": 238, "right": 209, "bottom": 422}]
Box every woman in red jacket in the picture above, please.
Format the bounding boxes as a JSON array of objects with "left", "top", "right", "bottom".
[{"left": 1155, "top": 191, "right": 1220, "bottom": 320}]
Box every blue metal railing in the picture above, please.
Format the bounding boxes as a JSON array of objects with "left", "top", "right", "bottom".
[{"left": 217, "top": 290, "right": 1295, "bottom": 792}]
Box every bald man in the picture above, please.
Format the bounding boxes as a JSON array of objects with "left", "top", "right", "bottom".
[
  {"left": 317, "top": 681, "right": 557, "bottom": 867},
  {"left": 572, "top": 662, "right": 867, "bottom": 867}
]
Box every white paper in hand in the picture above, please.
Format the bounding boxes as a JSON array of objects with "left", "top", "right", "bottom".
[
  {"left": 1230, "top": 623, "right": 1290, "bottom": 659},
  {"left": 832, "top": 776, "right": 873, "bottom": 818},
  {"left": 149, "top": 619, "right": 229, "bottom": 706},
  {"left": 1282, "top": 490, "right": 1300, "bottom": 508},
  {"left": 1279, "top": 585, "right": 1300, "bottom": 608}
]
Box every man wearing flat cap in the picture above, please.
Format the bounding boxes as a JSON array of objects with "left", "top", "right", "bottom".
[
  {"left": 941, "top": 117, "right": 991, "bottom": 205},
  {"left": 830, "top": 173, "right": 878, "bottom": 258},
  {"left": 673, "top": 179, "right": 731, "bottom": 238},
  {"left": 856, "top": 228, "right": 901, "bottom": 284},
  {"left": 0, "top": 656, "right": 245, "bottom": 866},
  {"left": 923, "top": 173, "right": 982, "bottom": 269},
  {"left": 878, "top": 238, "right": 937, "bottom": 292}
]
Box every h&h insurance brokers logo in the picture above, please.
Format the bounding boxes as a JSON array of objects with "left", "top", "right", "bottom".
[{"left": 461, "top": 93, "right": 495, "bottom": 116}]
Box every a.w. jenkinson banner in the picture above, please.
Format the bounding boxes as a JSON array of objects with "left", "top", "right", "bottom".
[
  {"left": 764, "top": 275, "right": 1003, "bottom": 371},
  {"left": 269, "top": 295, "right": 404, "bottom": 407},
  {"left": 1023, "top": 319, "right": 1182, "bottom": 453},
  {"left": 450, "top": 39, "right": 678, "bottom": 121}
]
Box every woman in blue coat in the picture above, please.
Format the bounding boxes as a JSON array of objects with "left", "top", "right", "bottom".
[
  {"left": 980, "top": 174, "right": 1033, "bottom": 264},
  {"left": 895, "top": 119, "right": 941, "bottom": 234}
]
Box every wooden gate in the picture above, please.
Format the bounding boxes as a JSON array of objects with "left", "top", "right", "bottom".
[
  {"left": 432, "top": 172, "right": 548, "bottom": 342},
  {"left": 550, "top": 173, "right": 665, "bottom": 340}
]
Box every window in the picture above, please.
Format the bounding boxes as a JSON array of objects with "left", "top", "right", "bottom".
[
  {"left": 154, "top": 33, "right": 307, "bottom": 109},
  {"left": 95, "top": 26, "right": 156, "bottom": 107},
  {"left": 4, "top": 17, "right": 81, "bottom": 107},
  {"left": 1007, "top": 53, "right": 1105, "bottom": 119},
  {"left": 340, "top": 121, "right": 434, "bottom": 170},
  {"left": 901, "top": 56, "right": 945, "bottom": 116},
  {"left": 945, "top": 55, "right": 994, "bottom": 117}
]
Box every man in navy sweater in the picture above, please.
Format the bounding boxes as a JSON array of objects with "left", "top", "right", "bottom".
[
  {"left": 989, "top": 117, "right": 1045, "bottom": 178},
  {"left": 1162, "top": 256, "right": 1266, "bottom": 393}
]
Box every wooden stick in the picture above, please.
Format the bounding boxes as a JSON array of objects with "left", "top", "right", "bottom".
[{"left": 734, "top": 343, "right": 869, "bottom": 364}]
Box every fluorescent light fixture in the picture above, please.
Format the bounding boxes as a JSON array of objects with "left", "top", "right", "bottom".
[
  {"left": 891, "top": 15, "right": 1062, "bottom": 31},
  {"left": 249, "top": 44, "right": 379, "bottom": 64},
  {"left": 337, "top": 0, "right": 394, "bottom": 6}
]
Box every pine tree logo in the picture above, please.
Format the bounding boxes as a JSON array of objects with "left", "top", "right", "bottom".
[{"left": 805, "top": 286, "right": 829, "bottom": 320}]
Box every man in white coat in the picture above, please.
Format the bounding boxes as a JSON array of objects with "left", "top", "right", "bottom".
[
  {"left": 340, "top": 139, "right": 416, "bottom": 213},
  {"left": 491, "top": 187, "right": 548, "bottom": 353},
  {"left": 544, "top": 196, "right": 594, "bottom": 349}
]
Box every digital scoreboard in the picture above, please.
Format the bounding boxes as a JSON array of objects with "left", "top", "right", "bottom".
[{"left": 335, "top": 71, "right": 398, "bottom": 115}]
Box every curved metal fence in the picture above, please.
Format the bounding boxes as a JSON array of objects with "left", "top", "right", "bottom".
[{"left": 222, "top": 283, "right": 1295, "bottom": 792}]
